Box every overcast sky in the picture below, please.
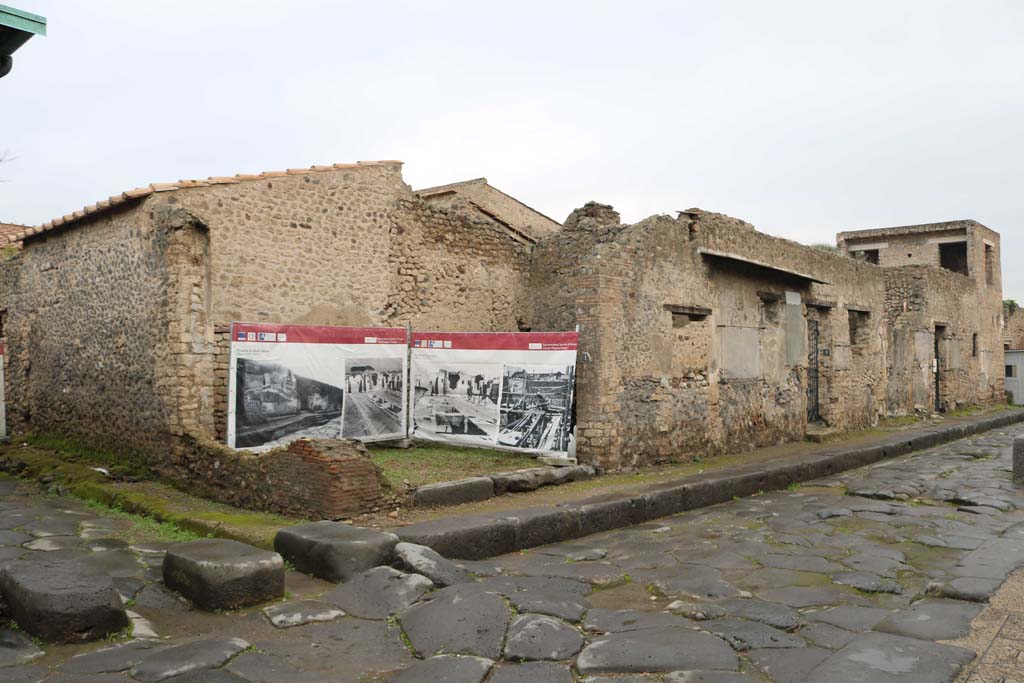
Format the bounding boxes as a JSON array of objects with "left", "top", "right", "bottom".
[{"left": 3, "top": 1, "right": 1021, "bottom": 297}]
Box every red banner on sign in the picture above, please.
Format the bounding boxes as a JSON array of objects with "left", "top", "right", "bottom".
[
  {"left": 411, "top": 331, "right": 578, "bottom": 351},
  {"left": 231, "top": 323, "right": 408, "bottom": 345}
]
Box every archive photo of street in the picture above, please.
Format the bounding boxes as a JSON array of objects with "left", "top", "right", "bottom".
[
  {"left": 498, "top": 364, "right": 574, "bottom": 452},
  {"left": 231, "top": 356, "right": 344, "bottom": 450},
  {"left": 410, "top": 363, "right": 500, "bottom": 445},
  {"left": 342, "top": 357, "right": 405, "bottom": 440}
]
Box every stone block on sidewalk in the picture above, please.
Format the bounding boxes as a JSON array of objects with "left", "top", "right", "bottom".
[
  {"left": 163, "top": 538, "right": 284, "bottom": 610},
  {"left": 0, "top": 557, "right": 129, "bottom": 642},
  {"left": 414, "top": 477, "right": 495, "bottom": 507},
  {"left": 274, "top": 521, "right": 398, "bottom": 582}
]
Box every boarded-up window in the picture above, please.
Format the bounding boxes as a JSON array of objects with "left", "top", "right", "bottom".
[{"left": 719, "top": 327, "right": 760, "bottom": 379}]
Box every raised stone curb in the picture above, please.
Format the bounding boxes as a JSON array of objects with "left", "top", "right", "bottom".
[
  {"left": 397, "top": 411, "right": 1024, "bottom": 559},
  {"left": 1014, "top": 436, "right": 1024, "bottom": 483},
  {"left": 412, "top": 465, "right": 597, "bottom": 508}
]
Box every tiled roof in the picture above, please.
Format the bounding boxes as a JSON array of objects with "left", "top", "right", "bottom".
[
  {"left": 0, "top": 221, "right": 29, "bottom": 244},
  {"left": 4, "top": 160, "right": 403, "bottom": 245}
]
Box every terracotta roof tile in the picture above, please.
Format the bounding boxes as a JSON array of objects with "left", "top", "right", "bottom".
[{"left": 5, "top": 160, "right": 403, "bottom": 245}]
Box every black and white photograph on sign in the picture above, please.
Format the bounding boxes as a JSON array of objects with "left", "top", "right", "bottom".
[
  {"left": 233, "top": 356, "right": 345, "bottom": 450},
  {"left": 342, "top": 357, "right": 405, "bottom": 439},
  {"left": 498, "top": 364, "right": 574, "bottom": 452},
  {"left": 411, "top": 362, "right": 500, "bottom": 444}
]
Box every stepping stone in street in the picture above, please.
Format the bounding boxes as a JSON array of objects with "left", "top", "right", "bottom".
[
  {"left": 274, "top": 521, "right": 398, "bottom": 582},
  {"left": 399, "top": 589, "right": 510, "bottom": 659},
  {"left": 504, "top": 614, "right": 583, "bottom": 661},
  {"left": 394, "top": 541, "right": 472, "bottom": 587},
  {"left": 130, "top": 637, "right": 250, "bottom": 682},
  {"left": 324, "top": 566, "right": 432, "bottom": 620},
  {"left": 489, "top": 661, "right": 574, "bottom": 683},
  {"left": 0, "top": 557, "right": 129, "bottom": 642},
  {"left": 389, "top": 654, "right": 494, "bottom": 683},
  {"left": 0, "top": 628, "right": 44, "bottom": 667},
  {"left": 802, "top": 631, "right": 975, "bottom": 683},
  {"left": 263, "top": 599, "right": 345, "bottom": 628},
  {"left": 576, "top": 626, "right": 738, "bottom": 673},
  {"left": 873, "top": 598, "right": 983, "bottom": 641},
  {"left": 163, "top": 539, "right": 284, "bottom": 611}
]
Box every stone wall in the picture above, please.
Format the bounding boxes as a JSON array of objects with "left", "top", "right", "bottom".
[
  {"left": 417, "top": 178, "right": 562, "bottom": 241},
  {"left": 1004, "top": 305, "right": 1024, "bottom": 350},
  {"left": 0, "top": 203, "right": 180, "bottom": 461}
]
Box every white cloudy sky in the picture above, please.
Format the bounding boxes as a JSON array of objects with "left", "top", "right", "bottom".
[{"left": 3, "top": 1, "right": 1022, "bottom": 297}]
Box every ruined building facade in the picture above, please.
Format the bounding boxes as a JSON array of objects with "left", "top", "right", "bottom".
[{"left": 0, "top": 161, "right": 1006, "bottom": 493}]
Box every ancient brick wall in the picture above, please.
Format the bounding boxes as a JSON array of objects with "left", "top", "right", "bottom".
[{"left": 178, "top": 437, "right": 390, "bottom": 519}]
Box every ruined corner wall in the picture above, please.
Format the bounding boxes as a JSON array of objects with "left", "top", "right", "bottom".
[
  {"left": 1005, "top": 306, "right": 1024, "bottom": 350},
  {"left": 2, "top": 202, "right": 184, "bottom": 462},
  {"left": 531, "top": 211, "right": 888, "bottom": 470},
  {"left": 884, "top": 265, "right": 1004, "bottom": 413}
]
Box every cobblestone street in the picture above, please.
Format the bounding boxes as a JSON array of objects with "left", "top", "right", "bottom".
[{"left": 3, "top": 423, "right": 1024, "bottom": 682}]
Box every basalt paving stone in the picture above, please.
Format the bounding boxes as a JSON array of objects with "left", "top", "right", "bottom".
[
  {"left": 60, "top": 639, "right": 160, "bottom": 675},
  {"left": 394, "top": 542, "right": 472, "bottom": 587},
  {"left": 488, "top": 661, "right": 574, "bottom": 683},
  {"left": 0, "top": 546, "right": 23, "bottom": 565},
  {"left": 0, "top": 530, "right": 31, "bottom": 546},
  {"left": 641, "top": 566, "right": 745, "bottom": 600},
  {"left": 388, "top": 655, "right": 494, "bottom": 683},
  {"left": 83, "top": 549, "right": 146, "bottom": 578},
  {"left": 262, "top": 599, "right": 345, "bottom": 628},
  {"left": 757, "top": 554, "right": 847, "bottom": 573},
  {"left": 716, "top": 598, "right": 801, "bottom": 631},
  {"left": 3, "top": 665, "right": 52, "bottom": 683},
  {"left": 399, "top": 590, "right": 510, "bottom": 659},
  {"left": 85, "top": 538, "right": 131, "bottom": 552},
  {"left": 925, "top": 577, "right": 1002, "bottom": 602},
  {"left": 325, "top": 567, "right": 432, "bottom": 620},
  {"left": 755, "top": 585, "right": 872, "bottom": 609},
  {"left": 22, "top": 535, "right": 82, "bottom": 552},
  {"left": 575, "top": 626, "right": 738, "bottom": 673},
  {"left": 798, "top": 621, "right": 857, "bottom": 650},
  {"left": 503, "top": 559, "right": 628, "bottom": 587},
  {"left": 746, "top": 646, "right": 833, "bottom": 683},
  {"left": 830, "top": 571, "right": 904, "bottom": 594},
  {"left": 667, "top": 600, "right": 727, "bottom": 621},
  {"left": 952, "top": 538, "right": 1024, "bottom": 579},
  {"left": 509, "top": 589, "right": 589, "bottom": 622},
  {"left": 665, "top": 673, "right": 764, "bottom": 683},
  {"left": 873, "top": 598, "right": 983, "bottom": 641},
  {"left": 805, "top": 605, "right": 893, "bottom": 631},
  {"left": 582, "top": 608, "right": 697, "bottom": 633},
  {"left": 802, "top": 631, "right": 975, "bottom": 683},
  {"left": 255, "top": 618, "right": 413, "bottom": 678},
  {"left": 504, "top": 614, "right": 583, "bottom": 661},
  {"left": 734, "top": 568, "right": 829, "bottom": 591},
  {"left": 224, "top": 651, "right": 328, "bottom": 683},
  {"left": 579, "top": 676, "right": 655, "bottom": 683},
  {"left": 0, "top": 628, "right": 44, "bottom": 667},
  {"left": 20, "top": 518, "right": 83, "bottom": 537},
  {"left": 701, "top": 618, "right": 806, "bottom": 651},
  {"left": 840, "top": 552, "right": 909, "bottom": 577},
  {"left": 129, "top": 637, "right": 249, "bottom": 682}
]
